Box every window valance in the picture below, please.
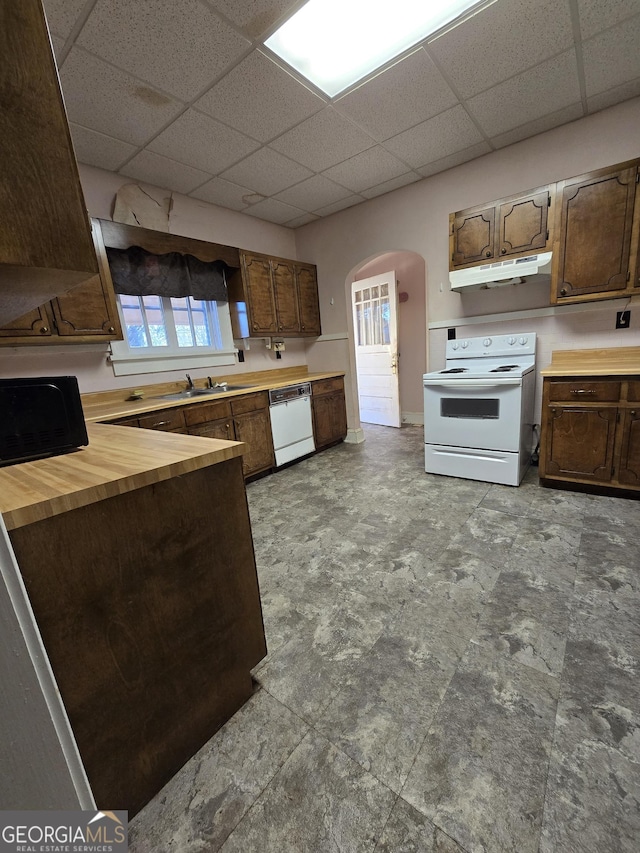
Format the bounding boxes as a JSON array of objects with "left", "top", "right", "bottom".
[{"left": 106, "top": 245, "right": 230, "bottom": 302}]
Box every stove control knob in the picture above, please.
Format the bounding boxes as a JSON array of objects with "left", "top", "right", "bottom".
[
  {"left": 461, "top": 340, "right": 469, "bottom": 349},
  {"left": 508, "top": 336, "right": 516, "bottom": 345},
  {"left": 483, "top": 337, "right": 492, "bottom": 347},
  {"left": 451, "top": 341, "right": 459, "bottom": 350},
  {"left": 518, "top": 336, "right": 528, "bottom": 345}
]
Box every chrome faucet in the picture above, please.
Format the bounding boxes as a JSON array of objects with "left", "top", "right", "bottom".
[{"left": 185, "top": 373, "right": 194, "bottom": 389}]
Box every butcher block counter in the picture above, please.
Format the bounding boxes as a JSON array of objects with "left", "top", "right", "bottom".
[
  {"left": 540, "top": 346, "right": 640, "bottom": 376},
  {"left": 1, "top": 422, "right": 266, "bottom": 816}
]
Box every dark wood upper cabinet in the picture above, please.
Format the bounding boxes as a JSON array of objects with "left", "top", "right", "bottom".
[
  {"left": 239, "top": 253, "right": 278, "bottom": 335},
  {"left": 272, "top": 259, "right": 300, "bottom": 334},
  {"left": 296, "top": 263, "right": 322, "bottom": 336},
  {"left": 554, "top": 164, "right": 637, "bottom": 301},
  {"left": 451, "top": 185, "right": 553, "bottom": 269},
  {"left": 0, "top": 0, "right": 99, "bottom": 325}
]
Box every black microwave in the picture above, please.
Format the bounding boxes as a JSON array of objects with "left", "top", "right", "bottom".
[{"left": 0, "top": 376, "right": 89, "bottom": 465}]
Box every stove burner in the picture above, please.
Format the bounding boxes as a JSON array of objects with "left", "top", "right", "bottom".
[
  {"left": 440, "top": 367, "right": 468, "bottom": 374},
  {"left": 490, "top": 364, "right": 520, "bottom": 372}
]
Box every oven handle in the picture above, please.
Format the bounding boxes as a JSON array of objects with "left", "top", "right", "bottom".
[{"left": 423, "top": 379, "right": 522, "bottom": 388}]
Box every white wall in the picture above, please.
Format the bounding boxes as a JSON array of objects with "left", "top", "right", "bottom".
[{"left": 295, "top": 97, "right": 640, "bottom": 428}]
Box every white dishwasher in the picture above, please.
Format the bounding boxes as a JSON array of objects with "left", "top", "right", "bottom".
[{"left": 269, "top": 382, "right": 315, "bottom": 467}]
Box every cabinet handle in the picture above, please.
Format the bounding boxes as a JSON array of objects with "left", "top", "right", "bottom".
[
  {"left": 570, "top": 389, "right": 596, "bottom": 395},
  {"left": 485, "top": 251, "right": 492, "bottom": 258},
  {"left": 560, "top": 288, "right": 567, "bottom": 296},
  {"left": 501, "top": 248, "right": 507, "bottom": 255},
  {"left": 107, "top": 326, "right": 115, "bottom": 333},
  {"left": 152, "top": 421, "right": 170, "bottom": 428},
  {"left": 40, "top": 326, "right": 49, "bottom": 333},
  {"left": 631, "top": 411, "right": 636, "bottom": 416}
]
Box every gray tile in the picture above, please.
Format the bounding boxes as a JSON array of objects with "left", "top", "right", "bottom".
[
  {"left": 448, "top": 506, "right": 522, "bottom": 563},
  {"left": 219, "top": 731, "right": 396, "bottom": 852},
  {"left": 375, "top": 796, "right": 467, "bottom": 853},
  {"left": 402, "top": 642, "right": 560, "bottom": 853},
  {"left": 128, "top": 689, "right": 308, "bottom": 852}
]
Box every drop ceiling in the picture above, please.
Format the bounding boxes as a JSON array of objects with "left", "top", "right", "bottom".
[{"left": 44, "top": 0, "right": 640, "bottom": 228}]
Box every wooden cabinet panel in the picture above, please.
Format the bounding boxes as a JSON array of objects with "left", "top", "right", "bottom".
[
  {"left": 296, "top": 264, "right": 321, "bottom": 335},
  {"left": 0, "top": 0, "right": 99, "bottom": 325},
  {"left": 498, "top": 189, "right": 550, "bottom": 256},
  {"left": 617, "top": 408, "right": 640, "bottom": 485},
  {"left": 555, "top": 165, "right": 637, "bottom": 300},
  {"left": 313, "top": 377, "right": 345, "bottom": 396},
  {"left": 188, "top": 420, "right": 233, "bottom": 441},
  {"left": 183, "top": 398, "right": 231, "bottom": 427},
  {"left": 451, "top": 207, "right": 495, "bottom": 266},
  {"left": 0, "top": 304, "right": 51, "bottom": 338},
  {"left": 312, "top": 377, "right": 347, "bottom": 449},
  {"left": 48, "top": 274, "right": 121, "bottom": 337},
  {"left": 627, "top": 381, "right": 640, "bottom": 402},
  {"left": 547, "top": 380, "right": 621, "bottom": 403},
  {"left": 233, "top": 407, "right": 274, "bottom": 477},
  {"left": 543, "top": 406, "right": 617, "bottom": 482},
  {"left": 272, "top": 259, "right": 299, "bottom": 334},
  {"left": 231, "top": 391, "right": 269, "bottom": 415},
  {"left": 138, "top": 408, "right": 186, "bottom": 432},
  {"left": 241, "top": 253, "right": 278, "bottom": 335}
]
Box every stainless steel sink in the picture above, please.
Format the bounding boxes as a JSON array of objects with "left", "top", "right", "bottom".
[{"left": 153, "top": 384, "right": 255, "bottom": 401}]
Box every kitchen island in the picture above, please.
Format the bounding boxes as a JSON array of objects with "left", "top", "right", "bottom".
[{"left": 0, "top": 423, "right": 267, "bottom": 815}]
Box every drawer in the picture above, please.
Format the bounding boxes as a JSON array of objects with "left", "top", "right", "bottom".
[
  {"left": 547, "top": 380, "right": 620, "bottom": 403},
  {"left": 109, "top": 416, "right": 140, "bottom": 428},
  {"left": 231, "top": 391, "right": 269, "bottom": 415},
  {"left": 137, "top": 407, "right": 186, "bottom": 431},
  {"left": 312, "top": 376, "right": 344, "bottom": 396},
  {"left": 183, "top": 398, "right": 231, "bottom": 427},
  {"left": 627, "top": 380, "right": 640, "bottom": 403}
]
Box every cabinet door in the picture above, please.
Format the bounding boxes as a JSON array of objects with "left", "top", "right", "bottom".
[
  {"left": 234, "top": 408, "right": 274, "bottom": 477},
  {"left": 542, "top": 406, "right": 617, "bottom": 482},
  {"left": 0, "top": 304, "right": 52, "bottom": 339},
  {"left": 313, "top": 392, "right": 347, "bottom": 449},
  {"left": 241, "top": 254, "right": 278, "bottom": 335},
  {"left": 451, "top": 206, "right": 496, "bottom": 267},
  {"left": 296, "top": 264, "right": 321, "bottom": 335},
  {"left": 188, "top": 420, "right": 234, "bottom": 441},
  {"left": 272, "top": 259, "right": 300, "bottom": 334},
  {"left": 617, "top": 408, "right": 640, "bottom": 485},
  {"left": 48, "top": 274, "right": 121, "bottom": 338},
  {"left": 497, "top": 189, "right": 550, "bottom": 257},
  {"left": 555, "top": 166, "right": 637, "bottom": 300}
]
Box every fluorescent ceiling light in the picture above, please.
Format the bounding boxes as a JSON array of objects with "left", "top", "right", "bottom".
[{"left": 265, "top": 0, "right": 481, "bottom": 97}]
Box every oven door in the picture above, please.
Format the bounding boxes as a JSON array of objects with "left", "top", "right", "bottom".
[{"left": 424, "top": 378, "right": 522, "bottom": 452}]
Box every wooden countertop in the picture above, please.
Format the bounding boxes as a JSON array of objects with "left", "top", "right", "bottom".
[
  {"left": 82, "top": 367, "right": 345, "bottom": 423},
  {"left": 540, "top": 346, "right": 640, "bottom": 377},
  {"left": 0, "top": 423, "right": 244, "bottom": 531}
]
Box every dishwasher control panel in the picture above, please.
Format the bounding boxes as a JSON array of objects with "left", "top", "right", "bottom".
[{"left": 269, "top": 383, "right": 312, "bottom": 404}]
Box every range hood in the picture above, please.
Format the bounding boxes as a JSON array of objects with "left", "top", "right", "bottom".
[{"left": 450, "top": 252, "right": 553, "bottom": 292}]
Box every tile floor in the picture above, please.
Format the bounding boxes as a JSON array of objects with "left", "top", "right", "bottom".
[{"left": 129, "top": 425, "right": 640, "bottom": 853}]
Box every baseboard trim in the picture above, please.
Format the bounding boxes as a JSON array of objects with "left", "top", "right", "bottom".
[
  {"left": 345, "top": 428, "right": 365, "bottom": 444},
  {"left": 402, "top": 411, "right": 424, "bottom": 425}
]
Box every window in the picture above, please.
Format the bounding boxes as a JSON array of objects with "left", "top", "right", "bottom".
[{"left": 110, "top": 294, "right": 236, "bottom": 377}]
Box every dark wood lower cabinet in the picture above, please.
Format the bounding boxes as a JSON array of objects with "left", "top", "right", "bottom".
[
  {"left": 312, "top": 377, "right": 348, "bottom": 449},
  {"left": 9, "top": 458, "right": 266, "bottom": 816},
  {"left": 540, "top": 376, "right": 640, "bottom": 495}
]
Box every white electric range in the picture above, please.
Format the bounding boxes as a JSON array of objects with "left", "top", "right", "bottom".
[{"left": 423, "top": 333, "right": 537, "bottom": 486}]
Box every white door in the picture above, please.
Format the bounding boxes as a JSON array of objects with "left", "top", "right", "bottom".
[{"left": 351, "top": 272, "right": 400, "bottom": 427}]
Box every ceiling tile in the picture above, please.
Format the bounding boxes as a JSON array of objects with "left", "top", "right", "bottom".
[
  {"left": 270, "top": 107, "right": 375, "bottom": 172},
  {"left": 284, "top": 212, "right": 321, "bottom": 228},
  {"left": 196, "top": 50, "right": 325, "bottom": 143},
  {"left": 334, "top": 48, "right": 458, "bottom": 141},
  {"left": 383, "top": 105, "right": 484, "bottom": 169},
  {"left": 313, "top": 196, "right": 366, "bottom": 217},
  {"left": 587, "top": 77, "right": 640, "bottom": 113},
  {"left": 416, "top": 142, "right": 492, "bottom": 178},
  {"left": 427, "top": 0, "right": 574, "bottom": 100},
  {"left": 467, "top": 51, "right": 581, "bottom": 138},
  {"left": 244, "top": 197, "right": 306, "bottom": 225},
  {"left": 147, "top": 109, "right": 260, "bottom": 175},
  {"left": 361, "top": 172, "right": 424, "bottom": 200},
  {"left": 42, "top": 0, "right": 87, "bottom": 39},
  {"left": 490, "top": 102, "right": 584, "bottom": 149},
  {"left": 322, "top": 147, "right": 410, "bottom": 193},
  {"left": 60, "top": 49, "right": 184, "bottom": 146},
  {"left": 582, "top": 14, "right": 640, "bottom": 96},
  {"left": 77, "top": 0, "right": 250, "bottom": 101},
  {"left": 275, "top": 175, "right": 353, "bottom": 211},
  {"left": 120, "top": 150, "right": 212, "bottom": 195},
  {"left": 189, "top": 177, "right": 252, "bottom": 211},
  {"left": 221, "top": 148, "right": 313, "bottom": 196},
  {"left": 577, "top": 0, "right": 640, "bottom": 39},
  {"left": 69, "top": 124, "right": 137, "bottom": 171},
  {"left": 208, "top": 0, "right": 301, "bottom": 39}
]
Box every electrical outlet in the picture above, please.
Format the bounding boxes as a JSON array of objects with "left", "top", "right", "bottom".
[{"left": 616, "top": 310, "right": 630, "bottom": 329}]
